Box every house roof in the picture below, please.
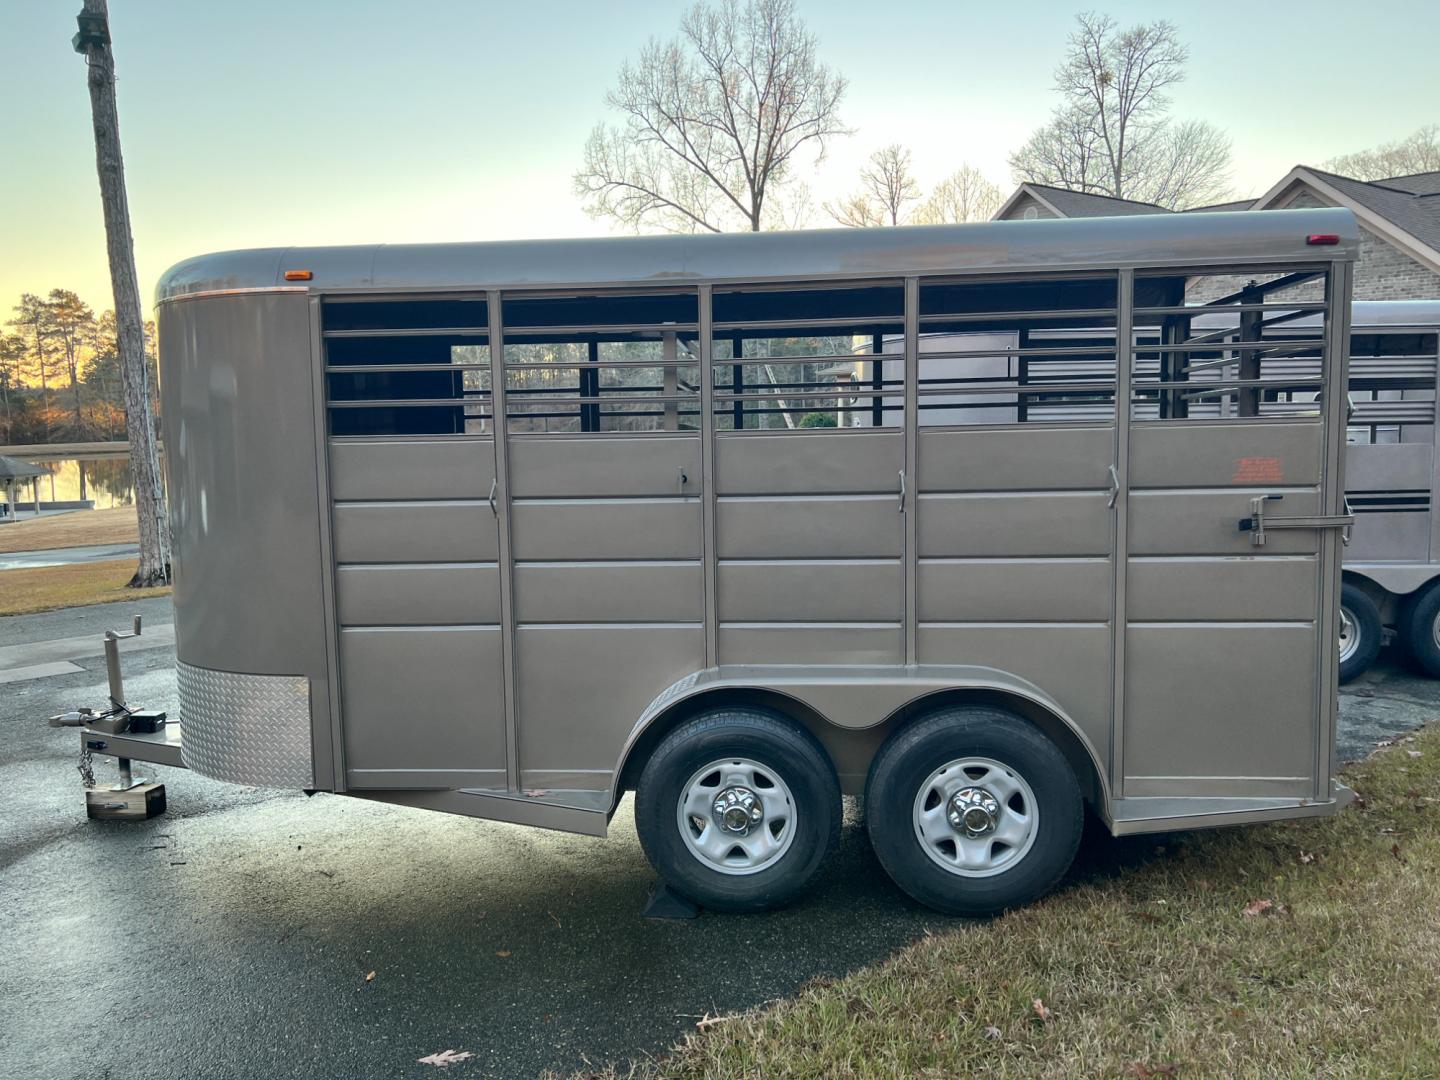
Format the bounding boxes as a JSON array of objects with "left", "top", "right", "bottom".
[
  {"left": 1371, "top": 171, "right": 1440, "bottom": 196},
  {"left": 996, "top": 168, "right": 1440, "bottom": 273},
  {"left": 1023, "top": 184, "right": 1172, "bottom": 218},
  {"left": 1184, "top": 199, "right": 1256, "bottom": 214},
  {"left": 995, "top": 183, "right": 1172, "bottom": 220},
  {"left": 1252, "top": 167, "right": 1440, "bottom": 270},
  {"left": 1292, "top": 168, "right": 1440, "bottom": 251}
]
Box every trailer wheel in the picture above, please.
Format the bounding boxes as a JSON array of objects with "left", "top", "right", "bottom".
[
  {"left": 1402, "top": 581, "right": 1440, "bottom": 679},
  {"left": 634, "top": 709, "right": 841, "bottom": 913},
  {"left": 1339, "top": 583, "right": 1383, "bottom": 683},
  {"left": 865, "top": 706, "right": 1082, "bottom": 917}
]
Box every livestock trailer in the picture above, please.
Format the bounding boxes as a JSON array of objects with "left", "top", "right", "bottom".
[
  {"left": 1133, "top": 299, "right": 1440, "bottom": 682},
  {"left": 144, "top": 209, "right": 1359, "bottom": 915},
  {"left": 1332, "top": 302, "right": 1440, "bottom": 680}
]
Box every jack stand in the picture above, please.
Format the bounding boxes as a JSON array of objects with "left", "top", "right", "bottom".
[
  {"left": 80, "top": 616, "right": 166, "bottom": 821},
  {"left": 642, "top": 881, "right": 701, "bottom": 920}
]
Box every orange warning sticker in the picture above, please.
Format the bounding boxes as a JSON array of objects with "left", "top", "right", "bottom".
[{"left": 1232, "top": 456, "right": 1284, "bottom": 483}]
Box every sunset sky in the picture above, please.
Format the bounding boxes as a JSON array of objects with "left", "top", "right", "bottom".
[{"left": 2, "top": 0, "right": 1437, "bottom": 317}]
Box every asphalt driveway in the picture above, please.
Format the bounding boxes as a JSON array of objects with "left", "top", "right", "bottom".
[{"left": 1, "top": 598, "right": 1435, "bottom": 1079}]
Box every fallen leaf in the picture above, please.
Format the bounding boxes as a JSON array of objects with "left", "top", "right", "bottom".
[
  {"left": 496, "top": 950, "right": 511, "bottom": 958},
  {"left": 364, "top": 971, "right": 375, "bottom": 983},
  {"left": 1298, "top": 851, "right": 1315, "bottom": 864},
  {"left": 1391, "top": 843, "right": 1405, "bottom": 862},
  {"left": 418, "top": 1049, "right": 475, "bottom": 1067},
  {"left": 984, "top": 1025, "right": 1003, "bottom": 1040},
  {"left": 1032, "top": 998, "right": 1054, "bottom": 1023},
  {"left": 1241, "top": 898, "right": 1288, "bottom": 918}
]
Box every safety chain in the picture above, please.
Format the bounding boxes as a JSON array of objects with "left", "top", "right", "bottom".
[{"left": 78, "top": 744, "right": 97, "bottom": 789}]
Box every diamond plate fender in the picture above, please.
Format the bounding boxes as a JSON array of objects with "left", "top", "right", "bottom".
[{"left": 177, "top": 661, "right": 314, "bottom": 789}]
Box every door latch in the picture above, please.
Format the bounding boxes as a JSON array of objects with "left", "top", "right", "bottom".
[
  {"left": 897, "top": 469, "right": 906, "bottom": 514},
  {"left": 1238, "top": 494, "right": 1355, "bottom": 547},
  {"left": 1106, "top": 463, "right": 1121, "bottom": 509}
]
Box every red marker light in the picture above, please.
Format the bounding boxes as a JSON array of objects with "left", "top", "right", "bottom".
[
  {"left": 1305, "top": 234, "right": 1340, "bottom": 246},
  {"left": 283, "top": 269, "right": 313, "bottom": 281}
]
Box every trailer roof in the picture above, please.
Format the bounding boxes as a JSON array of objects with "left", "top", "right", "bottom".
[{"left": 156, "top": 207, "right": 1359, "bottom": 305}]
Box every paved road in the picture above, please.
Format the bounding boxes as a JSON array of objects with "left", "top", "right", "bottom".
[
  {"left": 0, "top": 542, "right": 140, "bottom": 571},
  {"left": 1, "top": 599, "right": 1435, "bottom": 1080}
]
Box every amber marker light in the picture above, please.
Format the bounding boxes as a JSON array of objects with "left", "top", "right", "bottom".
[{"left": 283, "top": 269, "right": 314, "bottom": 281}]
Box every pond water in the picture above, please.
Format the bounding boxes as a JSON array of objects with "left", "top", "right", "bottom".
[{"left": 1, "top": 456, "right": 158, "bottom": 510}]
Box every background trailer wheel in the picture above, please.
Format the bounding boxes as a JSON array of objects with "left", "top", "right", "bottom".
[
  {"left": 1339, "top": 583, "right": 1383, "bottom": 683},
  {"left": 1403, "top": 581, "right": 1440, "bottom": 679},
  {"left": 634, "top": 709, "right": 841, "bottom": 914},
  {"left": 864, "top": 706, "right": 1083, "bottom": 917}
]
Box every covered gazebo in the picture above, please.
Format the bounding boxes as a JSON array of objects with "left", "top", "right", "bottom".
[{"left": 0, "top": 454, "right": 46, "bottom": 522}]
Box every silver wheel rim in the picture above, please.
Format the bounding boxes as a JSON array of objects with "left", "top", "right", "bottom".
[
  {"left": 912, "top": 756, "right": 1038, "bottom": 878},
  {"left": 1339, "top": 605, "right": 1359, "bottom": 664},
  {"left": 1431, "top": 608, "right": 1440, "bottom": 653},
  {"left": 676, "top": 757, "right": 797, "bottom": 876}
]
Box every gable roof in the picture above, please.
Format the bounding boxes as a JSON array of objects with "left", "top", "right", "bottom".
[
  {"left": 994, "top": 183, "right": 1172, "bottom": 221},
  {"left": 994, "top": 168, "right": 1440, "bottom": 274},
  {"left": 1372, "top": 171, "right": 1440, "bottom": 196},
  {"left": 1184, "top": 198, "right": 1255, "bottom": 214},
  {"left": 1254, "top": 166, "right": 1440, "bottom": 269}
]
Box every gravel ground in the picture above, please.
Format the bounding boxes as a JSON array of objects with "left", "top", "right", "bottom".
[{"left": 1, "top": 598, "right": 1434, "bottom": 1080}]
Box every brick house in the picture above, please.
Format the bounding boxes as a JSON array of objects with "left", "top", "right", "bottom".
[{"left": 995, "top": 170, "right": 1440, "bottom": 302}]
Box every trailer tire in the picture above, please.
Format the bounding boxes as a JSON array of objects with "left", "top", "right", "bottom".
[
  {"left": 865, "top": 706, "right": 1082, "bottom": 917},
  {"left": 1339, "top": 583, "right": 1383, "bottom": 683},
  {"left": 1403, "top": 582, "right": 1440, "bottom": 679},
  {"left": 634, "top": 709, "right": 840, "bottom": 913}
]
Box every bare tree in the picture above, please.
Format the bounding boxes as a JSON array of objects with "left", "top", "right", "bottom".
[
  {"left": 825, "top": 144, "right": 921, "bottom": 227},
  {"left": 1010, "top": 12, "right": 1231, "bottom": 209},
  {"left": 75, "top": 0, "right": 171, "bottom": 586},
  {"left": 914, "top": 165, "right": 1004, "bottom": 224},
  {"left": 575, "top": 0, "right": 849, "bottom": 233},
  {"left": 1324, "top": 124, "right": 1440, "bottom": 181}
]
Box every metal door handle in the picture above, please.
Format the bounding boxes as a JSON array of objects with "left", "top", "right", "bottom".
[
  {"left": 487, "top": 477, "right": 498, "bottom": 518},
  {"left": 678, "top": 466, "right": 689, "bottom": 492},
  {"left": 1106, "top": 464, "right": 1120, "bottom": 509},
  {"left": 898, "top": 470, "right": 906, "bottom": 514}
]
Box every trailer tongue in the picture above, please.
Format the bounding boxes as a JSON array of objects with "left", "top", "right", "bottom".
[{"left": 49, "top": 614, "right": 182, "bottom": 819}]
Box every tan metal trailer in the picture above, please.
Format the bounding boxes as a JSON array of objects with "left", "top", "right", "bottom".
[{"left": 131, "top": 209, "right": 1358, "bottom": 914}]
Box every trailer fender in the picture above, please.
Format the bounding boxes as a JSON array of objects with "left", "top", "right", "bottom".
[{"left": 612, "top": 665, "right": 1110, "bottom": 812}]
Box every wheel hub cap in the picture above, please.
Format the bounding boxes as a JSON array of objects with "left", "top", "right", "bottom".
[
  {"left": 712, "top": 786, "right": 764, "bottom": 834},
  {"left": 947, "top": 787, "right": 1000, "bottom": 837}
]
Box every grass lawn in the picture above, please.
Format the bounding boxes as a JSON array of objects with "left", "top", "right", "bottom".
[
  {"left": 0, "top": 557, "right": 169, "bottom": 616},
  {"left": 0, "top": 505, "right": 140, "bottom": 554},
  {"left": 586, "top": 728, "right": 1440, "bottom": 1079}
]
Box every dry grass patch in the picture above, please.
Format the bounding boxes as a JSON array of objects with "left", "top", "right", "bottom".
[
  {"left": 0, "top": 505, "right": 139, "bottom": 553},
  {"left": 0, "top": 558, "right": 169, "bottom": 616},
  {"left": 578, "top": 729, "right": 1440, "bottom": 1079}
]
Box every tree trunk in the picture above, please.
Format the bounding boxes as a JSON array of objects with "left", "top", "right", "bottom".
[{"left": 77, "top": 0, "right": 171, "bottom": 586}]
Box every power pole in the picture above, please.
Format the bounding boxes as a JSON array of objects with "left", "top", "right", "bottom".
[{"left": 74, "top": 0, "right": 171, "bottom": 586}]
